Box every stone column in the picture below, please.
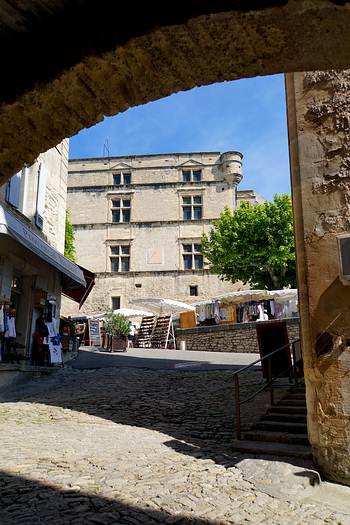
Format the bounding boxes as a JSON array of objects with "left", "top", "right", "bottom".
[{"left": 285, "top": 71, "right": 350, "bottom": 484}]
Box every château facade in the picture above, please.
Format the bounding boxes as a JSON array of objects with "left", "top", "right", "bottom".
[{"left": 63, "top": 151, "right": 264, "bottom": 315}]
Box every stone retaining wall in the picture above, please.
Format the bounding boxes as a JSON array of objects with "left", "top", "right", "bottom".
[{"left": 176, "top": 318, "right": 300, "bottom": 353}]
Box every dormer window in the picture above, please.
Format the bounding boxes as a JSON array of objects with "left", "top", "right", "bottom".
[
  {"left": 113, "top": 172, "right": 131, "bottom": 186},
  {"left": 182, "top": 169, "right": 202, "bottom": 182}
]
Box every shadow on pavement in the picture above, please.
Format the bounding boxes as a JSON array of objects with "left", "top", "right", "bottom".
[
  {"left": 0, "top": 365, "right": 323, "bottom": 518},
  {"left": 1, "top": 365, "right": 310, "bottom": 472},
  {"left": 70, "top": 348, "right": 257, "bottom": 372},
  {"left": 0, "top": 469, "right": 226, "bottom": 525}
]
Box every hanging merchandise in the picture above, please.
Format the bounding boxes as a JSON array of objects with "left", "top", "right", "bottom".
[
  {"left": 32, "top": 328, "right": 46, "bottom": 366},
  {"left": 48, "top": 341, "right": 62, "bottom": 364},
  {"left": 0, "top": 304, "right": 5, "bottom": 333},
  {"left": 32, "top": 315, "right": 49, "bottom": 366},
  {"left": 3, "top": 305, "right": 9, "bottom": 333},
  {"left": 273, "top": 301, "right": 284, "bottom": 319},
  {"left": 194, "top": 290, "right": 299, "bottom": 327},
  {"left": 197, "top": 305, "right": 206, "bottom": 323},
  {"left": 45, "top": 321, "right": 56, "bottom": 337},
  {"left": 4, "top": 309, "right": 16, "bottom": 338},
  {"left": 256, "top": 304, "right": 268, "bottom": 322},
  {"left": 214, "top": 302, "right": 220, "bottom": 324},
  {"left": 219, "top": 306, "right": 227, "bottom": 321},
  {"left": 43, "top": 300, "right": 53, "bottom": 323},
  {"left": 0, "top": 302, "right": 8, "bottom": 362},
  {"left": 44, "top": 313, "right": 63, "bottom": 365}
]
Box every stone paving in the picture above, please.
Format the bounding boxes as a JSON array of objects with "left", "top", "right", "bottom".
[{"left": 0, "top": 367, "right": 349, "bottom": 524}]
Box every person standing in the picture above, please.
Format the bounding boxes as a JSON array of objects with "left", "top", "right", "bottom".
[{"left": 128, "top": 322, "right": 136, "bottom": 348}]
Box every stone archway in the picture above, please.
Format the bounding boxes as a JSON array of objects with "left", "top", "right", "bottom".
[
  {"left": 1, "top": 0, "right": 350, "bottom": 485},
  {"left": 1, "top": 1, "right": 350, "bottom": 181}
]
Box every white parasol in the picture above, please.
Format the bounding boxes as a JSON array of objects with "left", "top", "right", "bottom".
[
  {"left": 93, "top": 307, "right": 153, "bottom": 320},
  {"left": 114, "top": 307, "right": 154, "bottom": 318},
  {"left": 130, "top": 297, "right": 196, "bottom": 315}
]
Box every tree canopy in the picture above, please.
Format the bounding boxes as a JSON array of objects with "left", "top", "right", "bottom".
[
  {"left": 64, "top": 209, "right": 76, "bottom": 262},
  {"left": 201, "top": 194, "right": 296, "bottom": 290}
]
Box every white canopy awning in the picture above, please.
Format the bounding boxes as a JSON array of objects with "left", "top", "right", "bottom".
[
  {"left": 215, "top": 290, "right": 271, "bottom": 304},
  {"left": 130, "top": 297, "right": 196, "bottom": 315},
  {"left": 214, "top": 289, "right": 298, "bottom": 305},
  {"left": 270, "top": 289, "right": 298, "bottom": 302}
]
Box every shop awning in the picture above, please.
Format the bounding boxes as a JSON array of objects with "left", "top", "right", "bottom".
[
  {"left": 62, "top": 265, "right": 95, "bottom": 308},
  {"left": 0, "top": 204, "right": 85, "bottom": 287}
]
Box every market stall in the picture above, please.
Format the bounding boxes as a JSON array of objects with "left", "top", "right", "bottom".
[{"left": 194, "top": 289, "right": 298, "bottom": 326}]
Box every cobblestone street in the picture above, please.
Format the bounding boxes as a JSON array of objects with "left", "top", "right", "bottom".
[{"left": 0, "top": 366, "right": 350, "bottom": 524}]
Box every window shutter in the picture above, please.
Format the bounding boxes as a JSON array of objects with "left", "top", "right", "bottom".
[
  {"left": 6, "top": 171, "right": 22, "bottom": 208},
  {"left": 35, "top": 162, "right": 48, "bottom": 229}
]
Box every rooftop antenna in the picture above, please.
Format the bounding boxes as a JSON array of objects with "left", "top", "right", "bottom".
[{"left": 103, "top": 138, "right": 110, "bottom": 166}]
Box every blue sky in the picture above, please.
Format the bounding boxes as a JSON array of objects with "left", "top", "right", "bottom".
[{"left": 69, "top": 74, "right": 290, "bottom": 201}]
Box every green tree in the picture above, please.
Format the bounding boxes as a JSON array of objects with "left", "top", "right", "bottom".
[
  {"left": 201, "top": 194, "right": 296, "bottom": 290},
  {"left": 64, "top": 209, "right": 76, "bottom": 262}
]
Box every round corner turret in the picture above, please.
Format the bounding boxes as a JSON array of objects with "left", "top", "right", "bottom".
[{"left": 219, "top": 151, "right": 243, "bottom": 185}]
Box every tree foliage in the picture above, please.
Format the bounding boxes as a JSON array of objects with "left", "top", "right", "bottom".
[
  {"left": 201, "top": 194, "right": 296, "bottom": 290},
  {"left": 64, "top": 209, "right": 76, "bottom": 262}
]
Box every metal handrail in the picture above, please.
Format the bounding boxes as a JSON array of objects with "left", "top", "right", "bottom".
[{"left": 233, "top": 338, "right": 301, "bottom": 440}]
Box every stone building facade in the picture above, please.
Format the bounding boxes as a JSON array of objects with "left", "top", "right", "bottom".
[
  {"left": 63, "top": 151, "right": 263, "bottom": 315},
  {"left": 0, "top": 141, "right": 86, "bottom": 357}
]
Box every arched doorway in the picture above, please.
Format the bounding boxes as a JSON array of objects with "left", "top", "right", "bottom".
[{"left": 0, "top": 1, "right": 350, "bottom": 484}]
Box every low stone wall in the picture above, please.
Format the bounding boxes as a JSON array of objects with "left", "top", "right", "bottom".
[{"left": 176, "top": 318, "right": 300, "bottom": 353}]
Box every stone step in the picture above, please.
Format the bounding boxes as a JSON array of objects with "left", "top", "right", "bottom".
[
  {"left": 270, "top": 405, "right": 307, "bottom": 414},
  {"left": 244, "top": 430, "right": 309, "bottom": 446},
  {"left": 232, "top": 440, "right": 312, "bottom": 459},
  {"left": 284, "top": 393, "right": 306, "bottom": 400},
  {"left": 289, "top": 386, "right": 305, "bottom": 392},
  {"left": 254, "top": 420, "right": 308, "bottom": 433},
  {"left": 263, "top": 412, "right": 307, "bottom": 423},
  {"left": 277, "top": 398, "right": 306, "bottom": 407}
]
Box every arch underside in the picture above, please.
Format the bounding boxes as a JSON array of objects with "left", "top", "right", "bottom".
[{"left": 0, "top": 1, "right": 350, "bottom": 180}]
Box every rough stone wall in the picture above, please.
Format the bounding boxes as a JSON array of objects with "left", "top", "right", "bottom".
[
  {"left": 67, "top": 153, "right": 238, "bottom": 228},
  {"left": 0, "top": 141, "right": 68, "bottom": 253},
  {"left": 2, "top": 3, "right": 350, "bottom": 180},
  {"left": 176, "top": 318, "right": 300, "bottom": 353},
  {"left": 61, "top": 271, "right": 244, "bottom": 317},
  {"left": 286, "top": 70, "right": 350, "bottom": 484},
  {"left": 41, "top": 140, "right": 69, "bottom": 252},
  {"left": 237, "top": 190, "right": 266, "bottom": 207}
]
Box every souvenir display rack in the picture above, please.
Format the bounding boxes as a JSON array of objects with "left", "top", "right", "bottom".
[
  {"left": 150, "top": 315, "right": 176, "bottom": 349},
  {"left": 135, "top": 316, "right": 155, "bottom": 348}
]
